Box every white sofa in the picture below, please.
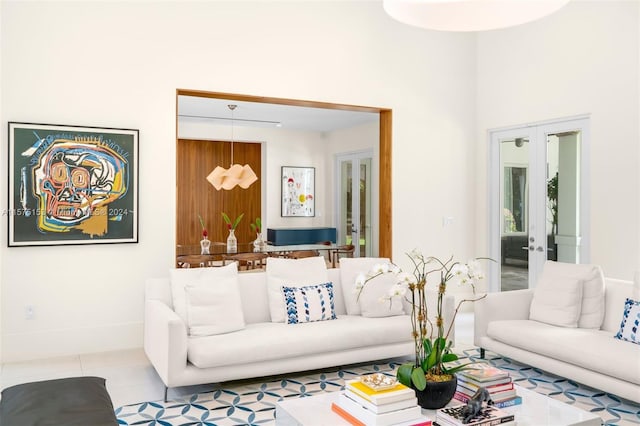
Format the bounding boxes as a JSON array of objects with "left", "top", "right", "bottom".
[
  {"left": 474, "top": 262, "right": 640, "bottom": 403},
  {"left": 144, "top": 257, "right": 455, "bottom": 398}
]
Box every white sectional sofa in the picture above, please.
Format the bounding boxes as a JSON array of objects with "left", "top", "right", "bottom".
[
  {"left": 144, "top": 257, "right": 455, "bottom": 398},
  {"left": 474, "top": 261, "right": 640, "bottom": 403}
]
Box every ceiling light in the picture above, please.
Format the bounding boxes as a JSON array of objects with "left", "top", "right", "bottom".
[
  {"left": 206, "top": 105, "right": 258, "bottom": 191},
  {"left": 383, "top": 0, "right": 572, "bottom": 32}
]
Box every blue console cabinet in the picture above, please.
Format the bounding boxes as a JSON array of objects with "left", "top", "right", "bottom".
[{"left": 267, "top": 227, "right": 337, "bottom": 246}]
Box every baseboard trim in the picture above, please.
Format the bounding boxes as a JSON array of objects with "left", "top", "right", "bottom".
[{"left": 2, "top": 321, "right": 143, "bottom": 363}]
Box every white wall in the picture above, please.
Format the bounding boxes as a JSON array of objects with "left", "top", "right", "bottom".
[
  {"left": 476, "top": 1, "right": 640, "bottom": 281},
  {"left": 0, "top": 1, "right": 477, "bottom": 361}
]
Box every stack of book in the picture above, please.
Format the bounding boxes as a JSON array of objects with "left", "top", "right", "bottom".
[
  {"left": 436, "top": 403, "right": 515, "bottom": 426},
  {"left": 330, "top": 375, "right": 431, "bottom": 426},
  {"left": 454, "top": 365, "right": 521, "bottom": 408}
]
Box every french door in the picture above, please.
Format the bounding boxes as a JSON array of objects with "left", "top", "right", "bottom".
[
  {"left": 488, "top": 116, "right": 590, "bottom": 292},
  {"left": 336, "top": 150, "right": 375, "bottom": 257}
]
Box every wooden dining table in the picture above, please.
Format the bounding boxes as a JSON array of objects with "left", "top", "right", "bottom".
[{"left": 175, "top": 243, "right": 338, "bottom": 268}]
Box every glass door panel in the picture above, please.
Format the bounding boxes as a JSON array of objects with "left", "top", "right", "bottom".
[
  {"left": 359, "top": 158, "right": 372, "bottom": 257},
  {"left": 546, "top": 130, "right": 581, "bottom": 263},
  {"left": 337, "top": 151, "right": 373, "bottom": 258},
  {"left": 500, "top": 135, "right": 532, "bottom": 291}
]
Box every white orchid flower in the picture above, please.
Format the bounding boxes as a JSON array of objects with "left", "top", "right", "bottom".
[
  {"left": 387, "top": 283, "right": 407, "bottom": 298},
  {"left": 451, "top": 263, "right": 468, "bottom": 277},
  {"left": 371, "top": 263, "right": 390, "bottom": 275},
  {"left": 353, "top": 272, "right": 367, "bottom": 293},
  {"left": 396, "top": 271, "right": 417, "bottom": 285}
]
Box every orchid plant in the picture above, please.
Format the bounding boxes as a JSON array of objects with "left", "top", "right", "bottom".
[{"left": 356, "top": 250, "right": 491, "bottom": 391}]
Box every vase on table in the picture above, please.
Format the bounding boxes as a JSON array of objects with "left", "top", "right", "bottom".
[
  {"left": 227, "top": 229, "right": 237, "bottom": 253},
  {"left": 200, "top": 237, "right": 211, "bottom": 255},
  {"left": 253, "top": 233, "right": 264, "bottom": 252}
]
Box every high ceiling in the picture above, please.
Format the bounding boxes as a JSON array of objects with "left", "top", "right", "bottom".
[{"left": 178, "top": 95, "right": 379, "bottom": 133}]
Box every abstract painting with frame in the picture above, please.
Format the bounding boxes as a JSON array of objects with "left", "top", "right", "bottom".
[
  {"left": 8, "top": 122, "right": 139, "bottom": 246},
  {"left": 281, "top": 166, "right": 315, "bottom": 217}
]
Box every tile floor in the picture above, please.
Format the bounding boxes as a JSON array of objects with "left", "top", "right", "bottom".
[{"left": 0, "top": 313, "right": 476, "bottom": 408}]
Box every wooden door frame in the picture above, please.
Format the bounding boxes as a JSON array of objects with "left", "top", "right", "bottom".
[{"left": 176, "top": 89, "right": 392, "bottom": 258}]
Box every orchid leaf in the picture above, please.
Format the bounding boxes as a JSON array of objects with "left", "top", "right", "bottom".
[
  {"left": 441, "top": 353, "right": 459, "bottom": 363},
  {"left": 443, "top": 361, "right": 477, "bottom": 375},
  {"left": 411, "top": 367, "right": 427, "bottom": 391},
  {"left": 397, "top": 363, "right": 413, "bottom": 387}
]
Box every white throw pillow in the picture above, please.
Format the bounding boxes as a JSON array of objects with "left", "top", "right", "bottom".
[
  {"left": 283, "top": 282, "right": 337, "bottom": 324},
  {"left": 614, "top": 298, "right": 640, "bottom": 345},
  {"left": 169, "top": 263, "right": 243, "bottom": 333},
  {"left": 530, "top": 267, "right": 583, "bottom": 327},
  {"left": 339, "top": 257, "right": 391, "bottom": 315},
  {"left": 266, "top": 256, "right": 329, "bottom": 322},
  {"left": 184, "top": 279, "right": 245, "bottom": 336},
  {"left": 358, "top": 273, "right": 405, "bottom": 318},
  {"left": 542, "top": 261, "right": 605, "bottom": 328}
]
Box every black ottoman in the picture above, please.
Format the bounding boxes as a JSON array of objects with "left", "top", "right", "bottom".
[{"left": 0, "top": 376, "right": 118, "bottom": 426}]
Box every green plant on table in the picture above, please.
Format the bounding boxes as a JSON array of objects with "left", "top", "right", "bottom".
[
  {"left": 198, "top": 214, "right": 208, "bottom": 238},
  {"left": 356, "top": 250, "right": 491, "bottom": 390},
  {"left": 222, "top": 212, "right": 244, "bottom": 230},
  {"left": 249, "top": 217, "right": 262, "bottom": 234}
]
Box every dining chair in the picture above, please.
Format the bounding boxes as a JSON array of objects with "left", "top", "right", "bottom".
[
  {"left": 223, "top": 252, "right": 268, "bottom": 270},
  {"left": 332, "top": 244, "right": 355, "bottom": 268},
  {"left": 176, "top": 254, "right": 224, "bottom": 268}
]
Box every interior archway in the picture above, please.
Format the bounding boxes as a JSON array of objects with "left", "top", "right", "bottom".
[{"left": 175, "top": 89, "right": 392, "bottom": 259}]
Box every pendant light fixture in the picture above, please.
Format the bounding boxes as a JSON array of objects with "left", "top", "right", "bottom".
[
  {"left": 206, "top": 105, "right": 258, "bottom": 191},
  {"left": 383, "top": 0, "right": 572, "bottom": 32}
]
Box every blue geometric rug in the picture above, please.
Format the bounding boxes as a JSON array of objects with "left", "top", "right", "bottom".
[{"left": 115, "top": 348, "right": 640, "bottom": 425}]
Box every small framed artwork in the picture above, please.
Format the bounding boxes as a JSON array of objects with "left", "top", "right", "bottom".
[
  {"left": 281, "top": 166, "right": 315, "bottom": 217},
  {"left": 8, "top": 122, "right": 139, "bottom": 246}
]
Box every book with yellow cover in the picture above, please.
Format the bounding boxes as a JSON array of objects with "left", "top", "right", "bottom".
[{"left": 345, "top": 380, "right": 415, "bottom": 405}]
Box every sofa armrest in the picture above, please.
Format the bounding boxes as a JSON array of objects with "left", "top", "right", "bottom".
[
  {"left": 143, "top": 299, "right": 188, "bottom": 388},
  {"left": 473, "top": 289, "right": 533, "bottom": 346}
]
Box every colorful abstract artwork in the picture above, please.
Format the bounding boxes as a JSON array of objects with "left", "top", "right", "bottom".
[
  {"left": 281, "top": 166, "right": 315, "bottom": 217},
  {"left": 8, "top": 122, "right": 138, "bottom": 246}
]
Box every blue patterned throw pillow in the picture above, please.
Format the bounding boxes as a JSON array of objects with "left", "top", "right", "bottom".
[
  {"left": 614, "top": 298, "right": 640, "bottom": 345},
  {"left": 282, "top": 282, "right": 337, "bottom": 324}
]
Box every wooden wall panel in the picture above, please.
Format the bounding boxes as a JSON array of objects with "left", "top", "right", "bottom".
[{"left": 176, "top": 139, "right": 261, "bottom": 249}]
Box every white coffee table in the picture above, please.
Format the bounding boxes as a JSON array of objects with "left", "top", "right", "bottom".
[{"left": 275, "top": 384, "right": 602, "bottom": 426}]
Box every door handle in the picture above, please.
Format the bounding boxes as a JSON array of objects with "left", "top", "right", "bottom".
[
  {"left": 536, "top": 246, "right": 544, "bottom": 252},
  {"left": 529, "top": 245, "right": 535, "bottom": 251}
]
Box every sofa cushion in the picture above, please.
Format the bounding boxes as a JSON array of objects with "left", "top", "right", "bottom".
[
  {"left": 529, "top": 269, "right": 583, "bottom": 327},
  {"left": 357, "top": 272, "right": 405, "bottom": 318},
  {"left": 169, "top": 263, "right": 241, "bottom": 330},
  {"left": 339, "top": 257, "right": 391, "bottom": 315},
  {"left": 486, "top": 319, "right": 640, "bottom": 385},
  {"left": 184, "top": 275, "right": 245, "bottom": 336},
  {"left": 542, "top": 261, "right": 605, "bottom": 328},
  {"left": 187, "top": 314, "right": 413, "bottom": 369},
  {"left": 283, "top": 282, "right": 337, "bottom": 324},
  {"left": 614, "top": 298, "right": 640, "bottom": 345},
  {"left": 266, "top": 257, "right": 329, "bottom": 323}
]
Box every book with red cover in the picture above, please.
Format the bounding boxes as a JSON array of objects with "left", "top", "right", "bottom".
[
  {"left": 331, "top": 403, "right": 432, "bottom": 426},
  {"left": 333, "top": 393, "right": 426, "bottom": 426}
]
